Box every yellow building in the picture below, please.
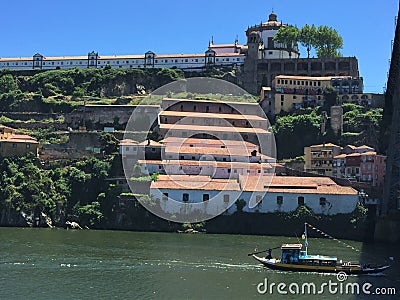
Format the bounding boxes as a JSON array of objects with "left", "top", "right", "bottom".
[
  {"left": 304, "top": 143, "right": 342, "bottom": 176},
  {"left": 0, "top": 125, "right": 16, "bottom": 139},
  {"left": 0, "top": 126, "right": 39, "bottom": 157},
  {"left": 261, "top": 75, "right": 366, "bottom": 115}
]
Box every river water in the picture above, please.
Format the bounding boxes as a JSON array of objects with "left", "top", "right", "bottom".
[{"left": 0, "top": 228, "right": 399, "bottom": 299}]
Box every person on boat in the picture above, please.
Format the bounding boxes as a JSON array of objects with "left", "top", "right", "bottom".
[{"left": 266, "top": 249, "right": 272, "bottom": 259}]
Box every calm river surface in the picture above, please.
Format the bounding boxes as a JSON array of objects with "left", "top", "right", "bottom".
[{"left": 0, "top": 228, "right": 399, "bottom": 299}]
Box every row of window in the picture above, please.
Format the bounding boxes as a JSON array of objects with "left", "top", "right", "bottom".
[
  {"left": 1, "top": 56, "right": 243, "bottom": 67},
  {"left": 161, "top": 193, "right": 327, "bottom": 206},
  {"left": 0, "top": 143, "right": 31, "bottom": 149},
  {"left": 162, "top": 193, "right": 230, "bottom": 203},
  {"left": 277, "top": 79, "right": 323, "bottom": 87}
]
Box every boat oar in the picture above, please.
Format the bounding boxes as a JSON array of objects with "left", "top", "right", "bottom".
[{"left": 247, "top": 246, "right": 280, "bottom": 256}]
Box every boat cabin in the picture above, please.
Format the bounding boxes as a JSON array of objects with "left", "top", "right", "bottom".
[
  {"left": 280, "top": 243, "right": 338, "bottom": 266},
  {"left": 298, "top": 253, "right": 338, "bottom": 266},
  {"left": 281, "top": 244, "right": 302, "bottom": 264}
]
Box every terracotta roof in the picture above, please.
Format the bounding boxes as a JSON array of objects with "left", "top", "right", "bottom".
[
  {"left": 346, "top": 153, "right": 361, "bottom": 157},
  {"left": 160, "top": 123, "right": 269, "bottom": 134},
  {"left": 360, "top": 151, "right": 377, "bottom": 156},
  {"left": 0, "top": 125, "right": 15, "bottom": 130},
  {"left": 275, "top": 75, "right": 353, "bottom": 81},
  {"left": 309, "top": 143, "right": 341, "bottom": 148},
  {"left": 151, "top": 174, "right": 356, "bottom": 195},
  {"left": 209, "top": 44, "right": 242, "bottom": 48},
  {"left": 151, "top": 175, "right": 241, "bottom": 191},
  {"left": 0, "top": 57, "right": 33, "bottom": 62},
  {"left": 165, "top": 146, "right": 256, "bottom": 157},
  {"left": 155, "top": 53, "right": 245, "bottom": 58},
  {"left": 139, "top": 159, "right": 273, "bottom": 169},
  {"left": 264, "top": 185, "right": 358, "bottom": 195},
  {"left": 162, "top": 137, "right": 258, "bottom": 148},
  {"left": 333, "top": 154, "right": 347, "bottom": 159},
  {"left": 157, "top": 174, "right": 217, "bottom": 182},
  {"left": 1, "top": 53, "right": 244, "bottom": 62},
  {"left": 356, "top": 145, "right": 374, "bottom": 150},
  {"left": 239, "top": 175, "right": 357, "bottom": 195},
  {"left": 162, "top": 98, "right": 259, "bottom": 106},
  {"left": 2, "top": 134, "right": 38, "bottom": 144},
  {"left": 159, "top": 111, "right": 267, "bottom": 121},
  {"left": 99, "top": 55, "right": 143, "bottom": 60},
  {"left": 119, "top": 139, "right": 138, "bottom": 146},
  {"left": 137, "top": 140, "right": 164, "bottom": 147}
]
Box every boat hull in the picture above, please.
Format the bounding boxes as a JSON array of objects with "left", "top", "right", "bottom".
[{"left": 252, "top": 255, "right": 390, "bottom": 275}]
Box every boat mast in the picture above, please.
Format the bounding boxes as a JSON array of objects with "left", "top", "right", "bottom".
[{"left": 304, "top": 222, "right": 308, "bottom": 255}]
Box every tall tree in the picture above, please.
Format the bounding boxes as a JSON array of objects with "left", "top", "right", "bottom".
[
  {"left": 0, "top": 74, "right": 19, "bottom": 93},
  {"left": 314, "top": 26, "right": 343, "bottom": 58},
  {"left": 273, "top": 25, "right": 299, "bottom": 58},
  {"left": 299, "top": 24, "right": 317, "bottom": 58}
]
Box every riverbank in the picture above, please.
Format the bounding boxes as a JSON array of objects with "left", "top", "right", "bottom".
[{"left": 0, "top": 203, "right": 374, "bottom": 243}]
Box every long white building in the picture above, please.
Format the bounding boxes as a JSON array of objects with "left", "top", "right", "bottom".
[
  {"left": 0, "top": 49, "right": 245, "bottom": 72},
  {"left": 150, "top": 175, "right": 359, "bottom": 216}
]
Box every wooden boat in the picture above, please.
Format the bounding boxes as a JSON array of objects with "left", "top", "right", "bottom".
[{"left": 249, "top": 223, "right": 390, "bottom": 275}]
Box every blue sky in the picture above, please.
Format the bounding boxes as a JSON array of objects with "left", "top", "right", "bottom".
[{"left": 1, "top": 0, "right": 398, "bottom": 93}]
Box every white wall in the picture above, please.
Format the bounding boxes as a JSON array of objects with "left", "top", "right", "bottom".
[
  {"left": 150, "top": 187, "right": 359, "bottom": 216},
  {"left": 0, "top": 54, "right": 245, "bottom": 71},
  {"left": 150, "top": 188, "right": 241, "bottom": 216}
]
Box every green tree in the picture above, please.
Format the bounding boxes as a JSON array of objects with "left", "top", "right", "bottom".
[
  {"left": 76, "top": 201, "right": 104, "bottom": 226},
  {"left": 314, "top": 26, "right": 343, "bottom": 58},
  {"left": 299, "top": 24, "right": 317, "bottom": 58},
  {"left": 0, "top": 74, "right": 19, "bottom": 93},
  {"left": 323, "top": 85, "right": 338, "bottom": 108},
  {"left": 71, "top": 87, "right": 86, "bottom": 100},
  {"left": 99, "top": 132, "right": 119, "bottom": 155},
  {"left": 273, "top": 111, "right": 321, "bottom": 159},
  {"left": 273, "top": 25, "right": 299, "bottom": 58}
]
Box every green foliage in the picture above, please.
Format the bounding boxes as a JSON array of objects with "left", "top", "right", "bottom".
[
  {"left": 71, "top": 87, "right": 86, "bottom": 100},
  {"left": 273, "top": 110, "right": 321, "bottom": 159},
  {"left": 272, "top": 104, "right": 383, "bottom": 159},
  {"left": 130, "top": 173, "right": 158, "bottom": 182},
  {"left": 76, "top": 201, "right": 104, "bottom": 226},
  {"left": 299, "top": 24, "right": 317, "bottom": 58},
  {"left": 350, "top": 203, "right": 368, "bottom": 224},
  {"left": 274, "top": 25, "right": 299, "bottom": 57},
  {"left": 291, "top": 205, "right": 315, "bottom": 219},
  {"left": 99, "top": 132, "right": 119, "bottom": 155},
  {"left": 0, "top": 155, "right": 61, "bottom": 215},
  {"left": 314, "top": 25, "right": 343, "bottom": 58},
  {"left": 0, "top": 74, "right": 19, "bottom": 93},
  {"left": 235, "top": 199, "right": 246, "bottom": 212},
  {"left": 323, "top": 85, "right": 338, "bottom": 108}
]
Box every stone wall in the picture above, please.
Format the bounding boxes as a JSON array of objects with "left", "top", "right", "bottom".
[{"left": 65, "top": 105, "right": 161, "bottom": 130}]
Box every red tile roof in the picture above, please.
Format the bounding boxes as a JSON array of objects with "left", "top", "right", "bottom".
[
  {"left": 159, "top": 111, "right": 267, "bottom": 121},
  {"left": 275, "top": 75, "right": 353, "bottom": 81},
  {"left": 119, "top": 139, "right": 138, "bottom": 146},
  {"left": 165, "top": 146, "right": 256, "bottom": 157},
  {"left": 162, "top": 98, "right": 259, "bottom": 106},
  {"left": 151, "top": 175, "right": 241, "bottom": 191},
  {"left": 151, "top": 174, "right": 357, "bottom": 195},
  {"left": 139, "top": 159, "right": 273, "bottom": 170},
  {"left": 160, "top": 123, "right": 269, "bottom": 134},
  {"left": 239, "top": 175, "right": 357, "bottom": 195},
  {"left": 162, "top": 137, "right": 258, "bottom": 148},
  {"left": 310, "top": 143, "right": 341, "bottom": 148},
  {"left": 137, "top": 140, "right": 164, "bottom": 147},
  {"left": 2, "top": 134, "right": 38, "bottom": 144}
]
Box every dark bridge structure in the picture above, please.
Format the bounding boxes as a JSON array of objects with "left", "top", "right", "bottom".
[{"left": 381, "top": 3, "right": 400, "bottom": 216}]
